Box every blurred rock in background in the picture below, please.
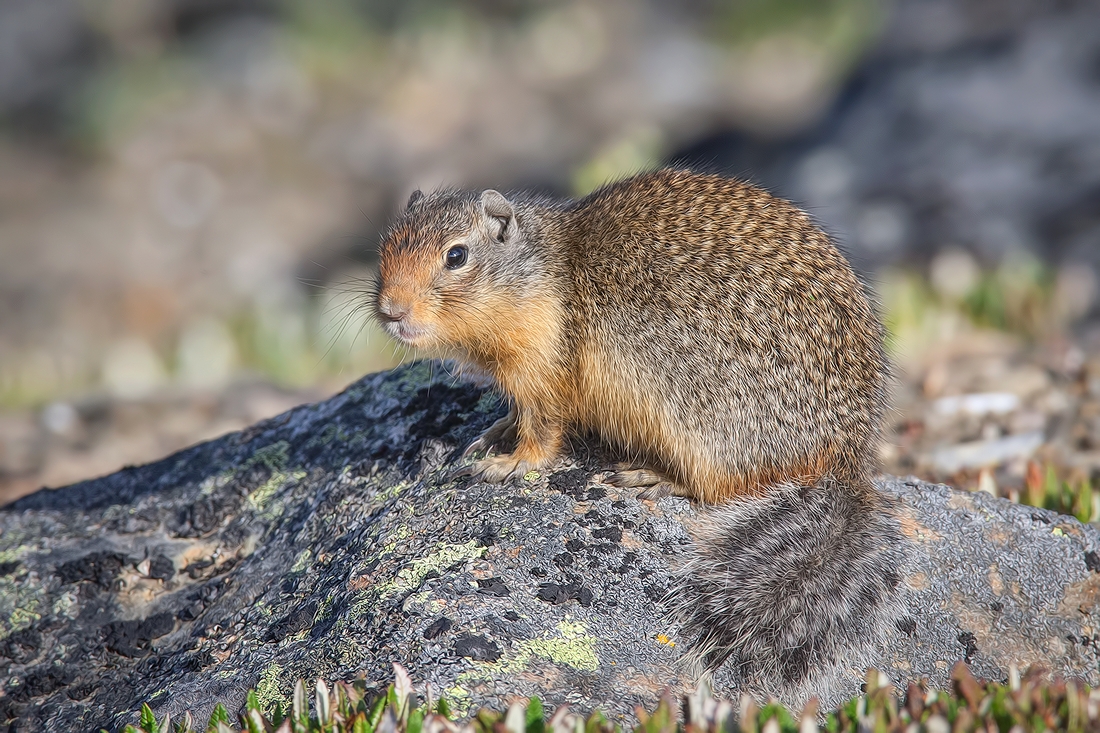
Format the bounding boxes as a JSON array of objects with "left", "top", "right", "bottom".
[
  {"left": 1, "top": 0, "right": 1099, "bottom": 505},
  {"left": 673, "top": 0, "right": 1100, "bottom": 275}
]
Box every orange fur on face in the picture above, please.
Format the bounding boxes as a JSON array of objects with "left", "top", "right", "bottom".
[
  {"left": 379, "top": 217, "right": 572, "bottom": 470},
  {"left": 376, "top": 236, "right": 448, "bottom": 345}
]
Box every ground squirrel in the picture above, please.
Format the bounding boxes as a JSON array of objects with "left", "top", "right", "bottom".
[{"left": 373, "top": 169, "right": 904, "bottom": 702}]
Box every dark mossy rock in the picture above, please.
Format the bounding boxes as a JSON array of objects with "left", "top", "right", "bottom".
[{"left": 1, "top": 363, "right": 1099, "bottom": 731}]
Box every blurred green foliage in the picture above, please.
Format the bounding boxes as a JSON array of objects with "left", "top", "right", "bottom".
[
  {"left": 120, "top": 663, "right": 1100, "bottom": 733},
  {"left": 1024, "top": 462, "right": 1098, "bottom": 525},
  {"left": 1, "top": 0, "right": 1083, "bottom": 410},
  {"left": 572, "top": 127, "right": 663, "bottom": 196},
  {"left": 961, "top": 262, "right": 1053, "bottom": 335},
  {"left": 882, "top": 256, "right": 1062, "bottom": 361},
  {"left": 710, "top": 0, "right": 884, "bottom": 49},
  {"left": 0, "top": 294, "right": 400, "bottom": 407}
]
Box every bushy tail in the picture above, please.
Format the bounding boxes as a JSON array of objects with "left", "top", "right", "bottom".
[{"left": 670, "top": 476, "right": 906, "bottom": 706}]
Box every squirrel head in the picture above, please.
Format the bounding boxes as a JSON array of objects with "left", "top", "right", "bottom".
[{"left": 374, "top": 187, "right": 535, "bottom": 350}]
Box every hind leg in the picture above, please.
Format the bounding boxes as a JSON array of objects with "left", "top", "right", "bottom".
[{"left": 605, "top": 464, "right": 687, "bottom": 501}]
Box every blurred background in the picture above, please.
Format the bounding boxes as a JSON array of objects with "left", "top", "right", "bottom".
[{"left": 2, "top": 0, "right": 1100, "bottom": 516}]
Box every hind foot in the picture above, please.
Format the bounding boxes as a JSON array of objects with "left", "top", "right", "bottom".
[
  {"left": 605, "top": 465, "right": 687, "bottom": 501},
  {"left": 638, "top": 482, "right": 686, "bottom": 499},
  {"left": 605, "top": 466, "right": 665, "bottom": 488},
  {"left": 636, "top": 483, "right": 679, "bottom": 501}
]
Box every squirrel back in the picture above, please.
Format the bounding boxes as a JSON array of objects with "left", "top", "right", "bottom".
[
  {"left": 374, "top": 169, "right": 904, "bottom": 703},
  {"left": 562, "top": 171, "right": 886, "bottom": 503}
]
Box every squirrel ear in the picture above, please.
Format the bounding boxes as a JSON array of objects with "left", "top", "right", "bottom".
[
  {"left": 406, "top": 189, "right": 424, "bottom": 209},
  {"left": 480, "top": 190, "right": 515, "bottom": 243}
]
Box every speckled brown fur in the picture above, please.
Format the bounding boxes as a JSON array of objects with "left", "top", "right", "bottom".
[
  {"left": 375, "top": 170, "right": 886, "bottom": 502},
  {"left": 373, "top": 170, "right": 901, "bottom": 699}
]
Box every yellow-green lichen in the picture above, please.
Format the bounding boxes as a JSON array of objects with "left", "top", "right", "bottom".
[
  {"left": 521, "top": 620, "right": 599, "bottom": 671},
  {"left": 255, "top": 662, "right": 288, "bottom": 715},
  {"left": 345, "top": 594, "right": 374, "bottom": 627},
  {"left": 199, "top": 469, "right": 236, "bottom": 496},
  {"left": 0, "top": 547, "right": 27, "bottom": 566},
  {"left": 374, "top": 540, "right": 486, "bottom": 602},
  {"left": 291, "top": 549, "right": 313, "bottom": 573},
  {"left": 0, "top": 576, "right": 43, "bottom": 641},
  {"left": 380, "top": 524, "right": 412, "bottom": 556},
  {"left": 248, "top": 469, "right": 307, "bottom": 516},
  {"left": 0, "top": 528, "right": 33, "bottom": 557},
  {"left": 461, "top": 619, "right": 599, "bottom": 683},
  {"left": 245, "top": 441, "right": 291, "bottom": 473},
  {"left": 52, "top": 592, "right": 79, "bottom": 620},
  {"left": 443, "top": 686, "right": 472, "bottom": 716},
  {"left": 314, "top": 594, "right": 335, "bottom": 623},
  {"left": 375, "top": 479, "right": 411, "bottom": 503},
  {"left": 8, "top": 604, "right": 41, "bottom": 634}
]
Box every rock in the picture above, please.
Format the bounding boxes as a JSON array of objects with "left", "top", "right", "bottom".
[{"left": 1, "top": 362, "right": 1099, "bottom": 731}]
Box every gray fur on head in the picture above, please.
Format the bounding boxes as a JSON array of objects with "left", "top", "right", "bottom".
[{"left": 670, "top": 478, "right": 906, "bottom": 705}]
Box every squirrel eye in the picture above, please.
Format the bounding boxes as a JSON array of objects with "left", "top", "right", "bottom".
[{"left": 444, "top": 245, "right": 468, "bottom": 270}]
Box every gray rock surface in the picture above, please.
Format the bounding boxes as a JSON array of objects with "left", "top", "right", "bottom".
[{"left": 1, "top": 362, "right": 1099, "bottom": 731}]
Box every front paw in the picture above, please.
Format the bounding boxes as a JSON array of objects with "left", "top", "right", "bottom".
[
  {"left": 461, "top": 413, "right": 519, "bottom": 459},
  {"left": 452, "top": 454, "right": 539, "bottom": 484}
]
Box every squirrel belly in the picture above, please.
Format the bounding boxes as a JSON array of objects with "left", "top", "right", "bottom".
[{"left": 373, "top": 169, "right": 905, "bottom": 703}]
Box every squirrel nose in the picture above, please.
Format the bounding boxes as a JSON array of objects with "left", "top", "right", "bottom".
[{"left": 377, "top": 295, "right": 412, "bottom": 323}]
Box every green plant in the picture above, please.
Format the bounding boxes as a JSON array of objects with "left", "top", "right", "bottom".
[
  {"left": 116, "top": 662, "right": 1100, "bottom": 733},
  {"left": 1024, "top": 462, "right": 1097, "bottom": 524}
]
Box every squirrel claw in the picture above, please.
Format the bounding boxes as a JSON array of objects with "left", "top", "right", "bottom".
[
  {"left": 447, "top": 464, "right": 477, "bottom": 481},
  {"left": 606, "top": 467, "right": 680, "bottom": 499},
  {"left": 455, "top": 454, "right": 538, "bottom": 484},
  {"left": 460, "top": 411, "right": 520, "bottom": 459},
  {"left": 460, "top": 437, "right": 490, "bottom": 460}
]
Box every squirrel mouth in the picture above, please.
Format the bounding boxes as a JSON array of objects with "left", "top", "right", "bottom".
[{"left": 385, "top": 320, "right": 433, "bottom": 345}]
